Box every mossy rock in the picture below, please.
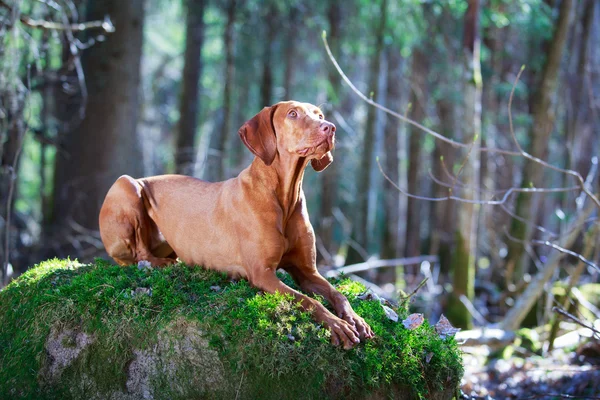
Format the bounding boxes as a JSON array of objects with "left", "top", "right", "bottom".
[{"left": 0, "top": 259, "right": 463, "bottom": 399}]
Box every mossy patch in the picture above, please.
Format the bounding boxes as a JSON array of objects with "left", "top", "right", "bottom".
[{"left": 0, "top": 259, "right": 463, "bottom": 399}]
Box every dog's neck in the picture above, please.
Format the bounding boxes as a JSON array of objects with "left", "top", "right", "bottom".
[{"left": 248, "top": 152, "right": 308, "bottom": 220}]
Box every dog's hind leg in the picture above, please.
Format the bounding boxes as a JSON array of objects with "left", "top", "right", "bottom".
[{"left": 99, "top": 175, "right": 176, "bottom": 267}]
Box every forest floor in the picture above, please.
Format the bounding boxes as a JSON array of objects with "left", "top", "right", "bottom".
[{"left": 459, "top": 342, "right": 600, "bottom": 399}]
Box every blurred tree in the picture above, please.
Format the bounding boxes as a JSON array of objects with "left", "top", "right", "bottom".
[
  {"left": 206, "top": 0, "right": 237, "bottom": 181},
  {"left": 318, "top": 1, "right": 342, "bottom": 264},
  {"left": 176, "top": 0, "right": 206, "bottom": 175},
  {"left": 381, "top": 46, "right": 402, "bottom": 261},
  {"left": 505, "top": 0, "right": 573, "bottom": 284},
  {"left": 404, "top": 47, "right": 428, "bottom": 259},
  {"left": 0, "top": 4, "right": 27, "bottom": 284},
  {"left": 346, "top": 0, "right": 387, "bottom": 265},
  {"left": 50, "top": 0, "right": 146, "bottom": 243},
  {"left": 260, "top": 3, "right": 277, "bottom": 107},
  {"left": 447, "top": 0, "right": 482, "bottom": 329},
  {"left": 566, "top": 0, "right": 594, "bottom": 175}
]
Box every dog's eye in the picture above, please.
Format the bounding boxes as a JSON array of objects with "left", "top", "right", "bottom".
[
  {"left": 319, "top": 115, "right": 324, "bottom": 120},
  {"left": 288, "top": 110, "right": 298, "bottom": 118}
]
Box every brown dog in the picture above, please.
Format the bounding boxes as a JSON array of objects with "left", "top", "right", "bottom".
[{"left": 99, "top": 100, "right": 374, "bottom": 349}]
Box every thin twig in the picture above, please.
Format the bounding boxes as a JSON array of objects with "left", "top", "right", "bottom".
[
  {"left": 377, "top": 157, "right": 580, "bottom": 205},
  {"left": 20, "top": 15, "right": 114, "bottom": 32},
  {"left": 400, "top": 277, "right": 428, "bottom": 302},
  {"left": 507, "top": 66, "right": 600, "bottom": 210},
  {"left": 321, "top": 30, "right": 521, "bottom": 157},
  {"left": 0, "top": 0, "right": 114, "bottom": 32},
  {"left": 504, "top": 227, "right": 600, "bottom": 273},
  {"left": 234, "top": 371, "right": 245, "bottom": 400},
  {"left": 553, "top": 306, "right": 600, "bottom": 338},
  {"left": 322, "top": 31, "right": 600, "bottom": 210},
  {"left": 520, "top": 394, "right": 600, "bottom": 400}
]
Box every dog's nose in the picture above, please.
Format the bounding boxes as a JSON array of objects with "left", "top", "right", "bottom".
[{"left": 320, "top": 122, "right": 336, "bottom": 135}]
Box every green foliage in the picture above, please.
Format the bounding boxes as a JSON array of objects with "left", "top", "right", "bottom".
[{"left": 0, "top": 259, "right": 463, "bottom": 399}]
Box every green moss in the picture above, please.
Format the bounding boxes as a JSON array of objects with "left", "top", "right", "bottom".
[{"left": 0, "top": 259, "right": 463, "bottom": 399}]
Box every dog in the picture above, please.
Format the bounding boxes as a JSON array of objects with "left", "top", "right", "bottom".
[{"left": 99, "top": 101, "right": 374, "bottom": 349}]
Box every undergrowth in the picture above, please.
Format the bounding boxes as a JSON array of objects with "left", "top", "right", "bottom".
[{"left": 0, "top": 258, "right": 463, "bottom": 399}]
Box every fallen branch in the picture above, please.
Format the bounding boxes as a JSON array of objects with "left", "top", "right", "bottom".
[
  {"left": 500, "top": 202, "right": 596, "bottom": 330},
  {"left": 325, "top": 256, "right": 438, "bottom": 278}
]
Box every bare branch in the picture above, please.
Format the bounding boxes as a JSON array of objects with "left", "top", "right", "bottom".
[
  {"left": 322, "top": 31, "right": 600, "bottom": 210},
  {"left": 504, "top": 227, "right": 600, "bottom": 273},
  {"left": 0, "top": 0, "right": 114, "bottom": 32},
  {"left": 19, "top": 14, "right": 114, "bottom": 32},
  {"left": 321, "top": 30, "right": 521, "bottom": 157},
  {"left": 507, "top": 66, "right": 600, "bottom": 210},
  {"left": 400, "top": 277, "right": 429, "bottom": 302},
  {"left": 377, "top": 157, "right": 580, "bottom": 206},
  {"left": 553, "top": 306, "right": 600, "bottom": 338}
]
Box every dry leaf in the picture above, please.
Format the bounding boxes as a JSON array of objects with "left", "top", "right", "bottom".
[
  {"left": 402, "top": 313, "right": 424, "bottom": 330},
  {"left": 382, "top": 305, "right": 398, "bottom": 322},
  {"left": 435, "top": 314, "right": 460, "bottom": 339}
]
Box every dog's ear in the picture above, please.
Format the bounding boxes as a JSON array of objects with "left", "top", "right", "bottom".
[
  {"left": 311, "top": 151, "right": 333, "bottom": 172},
  {"left": 238, "top": 106, "right": 277, "bottom": 166}
]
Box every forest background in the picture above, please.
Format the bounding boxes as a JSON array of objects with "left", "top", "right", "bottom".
[{"left": 1, "top": 0, "right": 599, "bottom": 342}]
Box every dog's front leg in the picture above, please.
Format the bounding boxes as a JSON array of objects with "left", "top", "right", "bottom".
[
  {"left": 286, "top": 267, "right": 375, "bottom": 340},
  {"left": 247, "top": 266, "right": 361, "bottom": 349}
]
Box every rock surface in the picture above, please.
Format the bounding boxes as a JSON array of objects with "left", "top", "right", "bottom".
[{"left": 0, "top": 259, "right": 463, "bottom": 399}]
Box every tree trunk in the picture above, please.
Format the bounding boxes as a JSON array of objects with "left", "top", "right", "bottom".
[
  {"left": 283, "top": 7, "right": 298, "bottom": 100},
  {"left": 505, "top": 0, "right": 574, "bottom": 284},
  {"left": 260, "top": 5, "right": 276, "bottom": 107},
  {"left": 50, "top": 0, "right": 145, "bottom": 251},
  {"left": 447, "top": 0, "right": 482, "bottom": 329},
  {"left": 216, "top": 0, "right": 237, "bottom": 180},
  {"left": 317, "top": 2, "right": 342, "bottom": 264},
  {"left": 501, "top": 202, "right": 595, "bottom": 331},
  {"left": 430, "top": 99, "right": 456, "bottom": 275},
  {"left": 346, "top": 0, "right": 387, "bottom": 264},
  {"left": 404, "top": 48, "right": 428, "bottom": 259},
  {"left": 175, "top": 0, "right": 206, "bottom": 176},
  {"left": 381, "top": 47, "right": 402, "bottom": 261},
  {"left": 568, "top": 0, "right": 594, "bottom": 176}
]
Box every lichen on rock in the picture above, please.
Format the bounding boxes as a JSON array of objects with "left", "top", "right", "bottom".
[{"left": 41, "top": 327, "right": 95, "bottom": 382}]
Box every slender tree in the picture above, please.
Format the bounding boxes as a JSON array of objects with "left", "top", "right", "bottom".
[
  {"left": 447, "top": 0, "right": 482, "bottom": 329},
  {"left": 260, "top": 4, "right": 277, "bottom": 107},
  {"left": 505, "top": 0, "right": 574, "bottom": 283},
  {"left": 212, "top": 0, "right": 237, "bottom": 180},
  {"left": 318, "top": 1, "right": 342, "bottom": 263},
  {"left": 346, "top": 0, "right": 387, "bottom": 264},
  {"left": 381, "top": 47, "right": 402, "bottom": 261},
  {"left": 404, "top": 47, "right": 428, "bottom": 259},
  {"left": 175, "top": 0, "right": 206, "bottom": 176}
]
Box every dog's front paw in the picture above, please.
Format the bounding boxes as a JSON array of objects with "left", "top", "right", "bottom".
[
  {"left": 325, "top": 316, "right": 360, "bottom": 350},
  {"left": 340, "top": 310, "right": 375, "bottom": 340}
]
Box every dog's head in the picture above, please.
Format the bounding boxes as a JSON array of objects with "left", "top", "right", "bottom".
[{"left": 238, "top": 101, "right": 336, "bottom": 172}]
